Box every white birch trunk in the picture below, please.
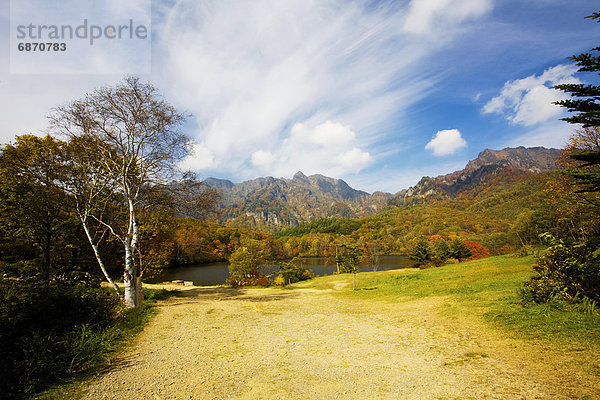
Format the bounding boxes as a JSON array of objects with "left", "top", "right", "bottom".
[
  {"left": 123, "top": 242, "right": 140, "bottom": 308},
  {"left": 80, "top": 216, "right": 122, "bottom": 298},
  {"left": 123, "top": 198, "right": 141, "bottom": 308}
]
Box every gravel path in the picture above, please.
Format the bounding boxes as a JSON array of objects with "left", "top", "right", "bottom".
[{"left": 81, "top": 283, "right": 596, "bottom": 399}]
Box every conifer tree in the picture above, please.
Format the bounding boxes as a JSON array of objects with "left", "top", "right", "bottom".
[
  {"left": 410, "top": 236, "right": 432, "bottom": 265},
  {"left": 554, "top": 11, "right": 600, "bottom": 192}
]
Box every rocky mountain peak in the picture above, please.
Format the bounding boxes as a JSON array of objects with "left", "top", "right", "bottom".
[
  {"left": 393, "top": 146, "right": 561, "bottom": 206},
  {"left": 465, "top": 146, "right": 560, "bottom": 173},
  {"left": 292, "top": 171, "right": 309, "bottom": 184}
]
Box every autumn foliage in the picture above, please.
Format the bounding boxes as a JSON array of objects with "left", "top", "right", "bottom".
[{"left": 463, "top": 241, "right": 491, "bottom": 260}]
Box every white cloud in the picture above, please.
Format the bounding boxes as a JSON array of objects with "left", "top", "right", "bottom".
[
  {"left": 507, "top": 120, "right": 573, "bottom": 149},
  {"left": 483, "top": 64, "right": 580, "bottom": 126},
  {"left": 425, "top": 129, "right": 467, "bottom": 156},
  {"left": 251, "top": 150, "right": 275, "bottom": 169},
  {"left": 336, "top": 148, "right": 372, "bottom": 173},
  {"left": 291, "top": 121, "right": 355, "bottom": 146},
  {"left": 179, "top": 143, "right": 215, "bottom": 171},
  {"left": 403, "top": 0, "right": 492, "bottom": 36},
  {"left": 238, "top": 120, "right": 372, "bottom": 177}
]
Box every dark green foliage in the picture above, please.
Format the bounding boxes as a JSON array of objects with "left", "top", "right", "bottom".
[
  {"left": 553, "top": 12, "right": 600, "bottom": 127},
  {"left": 275, "top": 218, "right": 362, "bottom": 237},
  {"left": 410, "top": 236, "right": 432, "bottom": 265},
  {"left": 0, "top": 279, "right": 123, "bottom": 399},
  {"left": 277, "top": 261, "right": 314, "bottom": 284},
  {"left": 449, "top": 238, "right": 472, "bottom": 261},
  {"left": 435, "top": 239, "right": 451, "bottom": 260},
  {"left": 335, "top": 243, "right": 362, "bottom": 273},
  {"left": 562, "top": 150, "right": 600, "bottom": 193},
  {"left": 523, "top": 234, "right": 600, "bottom": 304}
]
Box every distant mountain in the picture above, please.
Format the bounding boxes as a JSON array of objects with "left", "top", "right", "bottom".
[
  {"left": 203, "top": 146, "right": 561, "bottom": 231},
  {"left": 203, "top": 171, "right": 391, "bottom": 231},
  {"left": 392, "top": 146, "right": 561, "bottom": 205}
]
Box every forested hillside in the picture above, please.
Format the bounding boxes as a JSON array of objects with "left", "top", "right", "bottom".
[{"left": 274, "top": 168, "right": 579, "bottom": 258}]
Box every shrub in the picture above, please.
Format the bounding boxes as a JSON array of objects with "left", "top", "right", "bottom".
[
  {"left": 434, "top": 239, "right": 451, "bottom": 261},
  {"left": 225, "top": 276, "right": 271, "bottom": 287},
  {"left": 227, "top": 247, "right": 261, "bottom": 287},
  {"left": 516, "top": 244, "right": 534, "bottom": 257},
  {"left": 522, "top": 234, "right": 600, "bottom": 304},
  {"left": 0, "top": 280, "right": 123, "bottom": 398},
  {"left": 430, "top": 255, "right": 446, "bottom": 267},
  {"left": 274, "top": 275, "right": 286, "bottom": 286},
  {"left": 464, "top": 241, "right": 491, "bottom": 260},
  {"left": 277, "top": 262, "right": 314, "bottom": 285}
]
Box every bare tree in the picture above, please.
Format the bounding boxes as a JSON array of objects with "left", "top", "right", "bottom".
[{"left": 50, "top": 77, "right": 188, "bottom": 308}]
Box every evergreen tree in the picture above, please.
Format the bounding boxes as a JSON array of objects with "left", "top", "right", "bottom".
[
  {"left": 449, "top": 238, "right": 472, "bottom": 261},
  {"left": 554, "top": 12, "right": 600, "bottom": 128},
  {"left": 554, "top": 11, "right": 600, "bottom": 192},
  {"left": 435, "top": 239, "right": 451, "bottom": 261},
  {"left": 410, "top": 236, "right": 432, "bottom": 265}
]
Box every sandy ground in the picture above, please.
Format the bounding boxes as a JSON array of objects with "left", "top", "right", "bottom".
[{"left": 81, "top": 282, "right": 599, "bottom": 399}]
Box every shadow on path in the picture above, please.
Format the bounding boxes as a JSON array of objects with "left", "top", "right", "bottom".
[{"left": 157, "top": 286, "right": 300, "bottom": 306}]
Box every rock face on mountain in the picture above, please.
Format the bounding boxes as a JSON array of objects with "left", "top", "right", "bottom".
[
  {"left": 203, "top": 172, "right": 391, "bottom": 230},
  {"left": 465, "top": 146, "right": 560, "bottom": 172},
  {"left": 392, "top": 146, "right": 561, "bottom": 205}
]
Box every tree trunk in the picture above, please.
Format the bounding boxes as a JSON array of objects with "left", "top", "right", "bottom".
[
  {"left": 80, "top": 217, "right": 122, "bottom": 298},
  {"left": 124, "top": 199, "right": 141, "bottom": 308},
  {"left": 123, "top": 242, "right": 140, "bottom": 308}
]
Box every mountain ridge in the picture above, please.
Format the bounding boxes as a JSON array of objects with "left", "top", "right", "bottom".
[
  {"left": 391, "top": 146, "right": 561, "bottom": 205},
  {"left": 203, "top": 146, "right": 562, "bottom": 231}
]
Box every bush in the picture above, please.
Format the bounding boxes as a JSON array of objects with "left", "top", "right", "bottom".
[
  {"left": 225, "top": 276, "right": 271, "bottom": 287},
  {"left": 430, "top": 255, "right": 445, "bottom": 268},
  {"left": 464, "top": 241, "right": 491, "bottom": 260},
  {"left": 0, "top": 280, "right": 123, "bottom": 398},
  {"left": 434, "top": 239, "right": 451, "bottom": 261},
  {"left": 226, "top": 247, "right": 261, "bottom": 287},
  {"left": 516, "top": 244, "right": 534, "bottom": 257},
  {"left": 277, "top": 262, "right": 314, "bottom": 285},
  {"left": 274, "top": 275, "right": 286, "bottom": 286},
  {"left": 522, "top": 234, "right": 600, "bottom": 304}
]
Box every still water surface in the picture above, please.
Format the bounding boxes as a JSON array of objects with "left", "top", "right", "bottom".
[{"left": 149, "top": 255, "right": 415, "bottom": 286}]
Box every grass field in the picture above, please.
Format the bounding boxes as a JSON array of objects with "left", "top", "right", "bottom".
[{"left": 296, "top": 255, "right": 600, "bottom": 350}]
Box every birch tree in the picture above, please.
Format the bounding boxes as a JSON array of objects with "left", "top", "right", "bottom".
[
  {"left": 50, "top": 77, "right": 188, "bottom": 308},
  {"left": 62, "top": 136, "right": 122, "bottom": 297}
]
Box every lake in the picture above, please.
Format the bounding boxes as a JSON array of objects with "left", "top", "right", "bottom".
[{"left": 148, "top": 255, "right": 416, "bottom": 286}]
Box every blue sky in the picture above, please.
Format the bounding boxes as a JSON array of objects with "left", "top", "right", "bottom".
[{"left": 0, "top": 0, "right": 598, "bottom": 193}]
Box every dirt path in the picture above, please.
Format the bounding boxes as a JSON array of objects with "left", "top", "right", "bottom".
[{"left": 81, "top": 283, "right": 595, "bottom": 399}]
